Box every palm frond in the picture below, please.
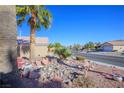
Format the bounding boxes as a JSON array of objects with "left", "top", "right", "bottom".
[
  {"left": 42, "top": 17, "right": 50, "bottom": 29},
  {"left": 16, "top": 5, "right": 52, "bottom": 30},
  {"left": 16, "top": 5, "right": 30, "bottom": 26},
  {"left": 17, "top": 16, "right": 25, "bottom": 26},
  {"left": 41, "top": 9, "right": 52, "bottom": 21}
]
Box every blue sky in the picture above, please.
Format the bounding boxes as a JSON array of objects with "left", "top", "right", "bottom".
[{"left": 17, "top": 5, "right": 124, "bottom": 46}]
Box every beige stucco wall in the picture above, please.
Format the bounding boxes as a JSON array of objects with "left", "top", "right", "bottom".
[
  {"left": 113, "top": 46, "right": 124, "bottom": 52},
  {"left": 20, "top": 48, "right": 29, "bottom": 58},
  {"left": 0, "top": 6, "right": 17, "bottom": 73},
  {"left": 34, "top": 45, "right": 48, "bottom": 57},
  {"left": 19, "top": 45, "right": 48, "bottom": 58}
]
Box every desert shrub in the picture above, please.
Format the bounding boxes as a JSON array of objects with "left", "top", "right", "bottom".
[
  {"left": 76, "top": 56, "right": 85, "bottom": 61},
  {"left": 72, "top": 76, "right": 95, "bottom": 88},
  {"left": 48, "top": 43, "right": 63, "bottom": 52},
  {"left": 54, "top": 47, "right": 72, "bottom": 60}
]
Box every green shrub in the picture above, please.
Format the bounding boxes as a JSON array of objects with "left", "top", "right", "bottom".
[
  {"left": 76, "top": 56, "right": 85, "bottom": 61},
  {"left": 54, "top": 47, "right": 72, "bottom": 60}
]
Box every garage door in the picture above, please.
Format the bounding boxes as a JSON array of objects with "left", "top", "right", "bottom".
[{"left": 103, "top": 46, "right": 113, "bottom": 52}]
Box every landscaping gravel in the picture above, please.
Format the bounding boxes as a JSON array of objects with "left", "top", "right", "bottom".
[{"left": 21, "top": 57, "right": 124, "bottom": 88}]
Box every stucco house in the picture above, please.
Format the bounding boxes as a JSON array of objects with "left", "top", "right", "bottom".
[
  {"left": 17, "top": 36, "right": 48, "bottom": 58},
  {"left": 101, "top": 40, "right": 124, "bottom": 52}
]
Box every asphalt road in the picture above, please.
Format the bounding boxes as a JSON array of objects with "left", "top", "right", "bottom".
[{"left": 73, "top": 52, "right": 124, "bottom": 68}]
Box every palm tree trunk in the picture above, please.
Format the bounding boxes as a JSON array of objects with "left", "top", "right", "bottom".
[
  {"left": 30, "top": 27, "right": 35, "bottom": 62},
  {"left": 29, "top": 12, "right": 36, "bottom": 62},
  {"left": 0, "top": 5, "right": 22, "bottom": 87}
]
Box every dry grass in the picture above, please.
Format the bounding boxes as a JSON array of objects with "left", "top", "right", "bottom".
[
  {"left": 72, "top": 76, "right": 95, "bottom": 88},
  {"left": 76, "top": 56, "right": 85, "bottom": 61}
]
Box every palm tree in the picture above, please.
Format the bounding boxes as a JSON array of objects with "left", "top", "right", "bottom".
[
  {"left": 16, "top": 5, "right": 52, "bottom": 61},
  {"left": 0, "top": 5, "right": 22, "bottom": 87}
]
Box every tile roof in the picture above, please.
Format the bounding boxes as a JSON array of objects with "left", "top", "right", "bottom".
[{"left": 107, "top": 40, "right": 124, "bottom": 46}]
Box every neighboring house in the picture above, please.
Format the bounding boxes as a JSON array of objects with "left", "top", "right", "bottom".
[
  {"left": 17, "top": 36, "right": 48, "bottom": 58},
  {"left": 101, "top": 40, "right": 124, "bottom": 52}
]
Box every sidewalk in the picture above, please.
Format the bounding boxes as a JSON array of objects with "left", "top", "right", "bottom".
[
  {"left": 87, "top": 52, "right": 124, "bottom": 57},
  {"left": 91, "top": 60, "right": 124, "bottom": 71}
]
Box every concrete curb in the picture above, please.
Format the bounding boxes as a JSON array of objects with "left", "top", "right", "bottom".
[{"left": 91, "top": 60, "right": 124, "bottom": 71}]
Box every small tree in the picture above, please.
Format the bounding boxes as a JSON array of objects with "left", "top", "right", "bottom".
[
  {"left": 73, "top": 44, "right": 82, "bottom": 51},
  {"left": 84, "top": 42, "right": 95, "bottom": 51}
]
